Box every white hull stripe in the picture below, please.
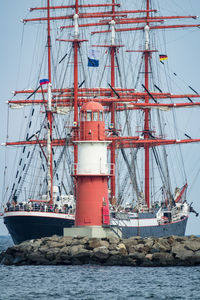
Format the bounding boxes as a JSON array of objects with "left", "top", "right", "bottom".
[
  {"left": 4, "top": 211, "right": 74, "bottom": 220},
  {"left": 111, "top": 216, "right": 188, "bottom": 227}
]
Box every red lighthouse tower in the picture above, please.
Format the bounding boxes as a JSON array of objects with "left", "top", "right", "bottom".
[{"left": 75, "top": 101, "right": 110, "bottom": 227}]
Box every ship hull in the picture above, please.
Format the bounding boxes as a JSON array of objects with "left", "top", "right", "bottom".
[
  {"left": 4, "top": 211, "right": 74, "bottom": 244},
  {"left": 121, "top": 217, "right": 188, "bottom": 238},
  {"left": 4, "top": 211, "right": 188, "bottom": 244}
]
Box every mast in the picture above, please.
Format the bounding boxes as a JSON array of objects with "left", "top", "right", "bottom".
[
  {"left": 47, "top": 0, "right": 52, "bottom": 83},
  {"left": 47, "top": 83, "right": 53, "bottom": 202},
  {"left": 46, "top": 0, "right": 53, "bottom": 203},
  {"left": 73, "top": 7, "right": 79, "bottom": 180},
  {"left": 144, "top": 0, "right": 150, "bottom": 208},
  {"left": 110, "top": 0, "right": 116, "bottom": 201}
]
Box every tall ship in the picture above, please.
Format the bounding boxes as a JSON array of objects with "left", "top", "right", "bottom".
[{"left": 1, "top": 0, "right": 199, "bottom": 244}]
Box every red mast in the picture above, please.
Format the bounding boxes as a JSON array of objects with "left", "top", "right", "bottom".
[
  {"left": 110, "top": 0, "right": 116, "bottom": 201},
  {"left": 144, "top": 0, "right": 150, "bottom": 208}
]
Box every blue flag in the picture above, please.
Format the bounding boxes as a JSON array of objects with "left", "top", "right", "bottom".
[{"left": 88, "top": 49, "right": 99, "bottom": 67}]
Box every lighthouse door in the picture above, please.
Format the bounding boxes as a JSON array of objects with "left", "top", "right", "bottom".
[{"left": 102, "top": 206, "right": 110, "bottom": 225}]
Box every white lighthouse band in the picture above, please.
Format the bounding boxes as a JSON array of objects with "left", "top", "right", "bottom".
[{"left": 73, "top": 140, "right": 112, "bottom": 175}]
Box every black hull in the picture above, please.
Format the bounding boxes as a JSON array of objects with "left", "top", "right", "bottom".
[
  {"left": 4, "top": 212, "right": 188, "bottom": 244},
  {"left": 4, "top": 214, "right": 74, "bottom": 244}
]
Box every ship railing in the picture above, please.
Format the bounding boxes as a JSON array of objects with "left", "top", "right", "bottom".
[
  {"left": 72, "top": 163, "right": 115, "bottom": 176},
  {"left": 4, "top": 203, "right": 75, "bottom": 215}
]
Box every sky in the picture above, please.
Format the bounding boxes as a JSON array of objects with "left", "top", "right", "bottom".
[{"left": 0, "top": 0, "right": 200, "bottom": 236}]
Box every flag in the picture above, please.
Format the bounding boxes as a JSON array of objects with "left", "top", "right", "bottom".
[
  {"left": 88, "top": 49, "right": 99, "bottom": 67},
  {"left": 159, "top": 54, "right": 168, "bottom": 61},
  {"left": 40, "top": 79, "right": 50, "bottom": 85}
]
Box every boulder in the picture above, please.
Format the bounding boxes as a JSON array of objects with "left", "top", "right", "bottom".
[
  {"left": 59, "top": 247, "right": 70, "bottom": 260},
  {"left": 12, "top": 256, "right": 27, "bottom": 266},
  {"left": 59, "top": 236, "right": 73, "bottom": 246},
  {"left": 117, "top": 243, "right": 127, "bottom": 250},
  {"left": 88, "top": 238, "right": 109, "bottom": 249},
  {"left": 69, "top": 245, "right": 86, "bottom": 256},
  {"left": 29, "top": 239, "right": 43, "bottom": 248},
  {"left": 145, "top": 253, "right": 153, "bottom": 261},
  {"left": 45, "top": 248, "right": 60, "bottom": 261},
  {"left": 28, "top": 252, "right": 49, "bottom": 265},
  {"left": 1, "top": 254, "right": 15, "bottom": 266},
  {"left": 59, "top": 246, "right": 70, "bottom": 255},
  {"left": 88, "top": 238, "right": 101, "bottom": 249},
  {"left": 133, "top": 243, "right": 149, "bottom": 254},
  {"left": 123, "top": 237, "right": 142, "bottom": 249},
  {"left": 39, "top": 246, "right": 49, "bottom": 254},
  {"left": 106, "top": 254, "right": 136, "bottom": 266},
  {"left": 93, "top": 246, "right": 109, "bottom": 255},
  {"left": 109, "top": 250, "right": 119, "bottom": 256},
  {"left": 92, "top": 246, "right": 110, "bottom": 261},
  {"left": 157, "top": 238, "right": 171, "bottom": 250},
  {"left": 151, "top": 239, "right": 171, "bottom": 253},
  {"left": 150, "top": 247, "right": 160, "bottom": 254},
  {"left": 152, "top": 252, "right": 175, "bottom": 266},
  {"left": 128, "top": 252, "right": 146, "bottom": 264},
  {"left": 126, "top": 245, "right": 137, "bottom": 254},
  {"left": 171, "top": 243, "right": 186, "bottom": 255},
  {"left": 73, "top": 249, "right": 92, "bottom": 264},
  {"left": 5, "top": 246, "right": 22, "bottom": 256},
  {"left": 117, "top": 243, "right": 128, "bottom": 255},
  {"left": 175, "top": 249, "right": 194, "bottom": 261},
  {"left": 184, "top": 240, "right": 200, "bottom": 252},
  {"left": 99, "top": 240, "right": 110, "bottom": 248},
  {"left": 73, "top": 237, "right": 89, "bottom": 246},
  {"left": 143, "top": 238, "right": 154, "bottom": 248},
  {"left": 18, "top": 240, "right": 34, "bottom": 252},
  {"left": 48, "top": 235, "right": 60, "bottom": 242},
  {"left": 167, "top": 236, "right": 178, "bottom": 245},
  {"left": 107, "top": 236, "right": 120, "bottom": 244},
  {"left": 192, "top": 251, "right": 200, "bottom": 264},
  {"left": 47, "top": 241, "right": 66, "bottom": 248},
  {"left": 173, "top": 236, "right": 188, "bottom": 243},
  {"left": 108, "top": 243, "right": 118, "bottom": 251}
]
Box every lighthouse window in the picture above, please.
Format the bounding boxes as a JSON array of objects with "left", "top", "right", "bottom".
[
  {"left": 81, "top": 112, "right": 85, "bottom": 121},
  {"left": 87, "top": 111, "right": 92, "bottom": 121},
  {"left": 93, "top": 112, "right": 98, "bottom": 121},
  {"left": 99, "top": 111, "right": 103, "bottom": 121}
]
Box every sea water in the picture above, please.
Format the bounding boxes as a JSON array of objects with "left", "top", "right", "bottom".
[{"left": 0, "top": 236, "right": 200, "bottom": 300}]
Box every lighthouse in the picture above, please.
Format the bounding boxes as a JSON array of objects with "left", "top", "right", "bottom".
[
  {"left": 64, "top": 101, "right": 119, "bottom": 238},
  {"left": 75, "top": 101, "right": 110, "bottom": 227}
]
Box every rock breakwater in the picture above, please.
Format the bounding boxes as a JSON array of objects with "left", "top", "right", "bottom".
[{"left": 1, "top": 235, "right": 200, "bottom": 267}]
